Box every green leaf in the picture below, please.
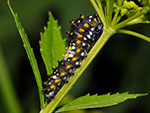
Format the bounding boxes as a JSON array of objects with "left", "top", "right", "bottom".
[
  {"left": 7, "top": 0, "right": 44, "bottom": 109},
  {"left": 56, "top": 92, "right": 147, "bottom": 113},
  {"left": 40, "top": 12, "right": 66, "bottom": 75}
]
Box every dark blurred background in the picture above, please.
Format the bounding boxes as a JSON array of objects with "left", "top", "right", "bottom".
[{"left": 0, "top": 0, "right": 150, "bottom": 113}]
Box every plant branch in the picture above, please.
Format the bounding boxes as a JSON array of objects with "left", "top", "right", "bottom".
[
  {"left": 117, "top": 29, "right": 150, "bottom": 42},
  {"left": 113, "top": 9, "right": 148, "bottom": 30},
  {"left": 90, "top": 0, "right": 106, "bottom": 26},
  {"left": 106, "top": 0, "right": 114, "bottom": 26},
  {"left": 111, "top": 9, "right": 120, "bottom": 26}
]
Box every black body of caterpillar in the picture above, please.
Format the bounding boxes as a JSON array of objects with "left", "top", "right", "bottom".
[{"left": 42, "top": 14, "right": 103, "bottom": 99}]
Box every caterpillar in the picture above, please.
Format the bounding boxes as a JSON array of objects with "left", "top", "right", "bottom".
[{"left": 42, "top": 14, "right": 103, "bottom": 99}]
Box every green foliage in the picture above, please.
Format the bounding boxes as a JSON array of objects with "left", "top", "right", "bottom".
[
  {"left": 7, "top": 0, "right": 44, "bottom": 109},
  {"left": 56, "top": 92, "right": 146, "bottom": 113},
  {"left": 119, "top": 1, "right": 139, "bottom": 17},
  {"left": 7, "top": 0, "right": 150, "bottom": 113},
  {"left": 138, "top": 0, "right": 150, "bottom": 6},
  {"left": 40, "top": 12, "right": 66, "bottom": 75}
]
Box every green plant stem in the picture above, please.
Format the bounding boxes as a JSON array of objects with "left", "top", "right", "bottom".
[
  {"left": 95, "top": 0, "right": 105, "bottom": 24},
  {"left": 111, "top": 9, "right": 120, "bottom": 26},
  {"left": 115, "top": 15, "right": 122, "bottom": 25},
  {"left": 0, "top": 46, "right": 23, "bottom": 113},
  {"left": 113, "top": 9, "right": 148, "bottom": 30},
  {"left": 7, "top": 0, "right": 44, "bottom": 109},
  {"left": 125, "top": 16, "right": 150, "bottom": 26},
  {"left": 40, "top": 27, "right": 113, "bottom": 113},
  {"left": 90, "top": 0, "right": 106, "bottom": 26},
  {"left": 117, "top": 29, "right": 150, "bottom": 42},
  {"left": 106, "top": 0, "right": 114, "bottom": 25}
]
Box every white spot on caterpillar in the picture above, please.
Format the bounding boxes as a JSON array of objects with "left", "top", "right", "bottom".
[
  {"left": 83, "top": 37, "right": 87, "bottom": 40},
  {"left": 75, "top": 62, "right": 80, "bottom": 66},
  {"left": 82, "top": 42, "right": 86, "bottom": 46},
  {"left": 89, "top": 31, "right": 93, "bottom": 35},
  {"left": 87, "top": 34, "right": 91, "bottom": 39},
  {"left": 81, "top": 52, "right": 85, "bottom": 56},
  {"left": 91, "top": 27, "right": 94, "bottom": 31},
  {"left": 46, "top": 91, "right": 55, "bottom": 98},
  {"left": 89, "top": 16, "right": 92, "bottom": 18},
  {"left": 53, "top": 75, "right": 57, "bottom": 79},
  {"left": 69, "top": 54, "right": 74, "bottom": 58}
]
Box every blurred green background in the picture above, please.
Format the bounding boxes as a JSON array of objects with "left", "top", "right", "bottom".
[{"left": 0, "top": 0, "right": 150, "bottom": 113}]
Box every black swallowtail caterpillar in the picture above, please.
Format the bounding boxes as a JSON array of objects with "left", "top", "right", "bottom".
[{"left": 42, "top": 14, "right": 103, "bottom": 99}]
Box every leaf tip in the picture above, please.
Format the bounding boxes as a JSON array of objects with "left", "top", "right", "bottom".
[
  {"left": 95, "top": 93, "right": 98, "bottom": 96},
  {"left": 59, "top": 26, "right": 61, "bottom": 29},
  {"left": 107, "top": 92, "right": 111, "bottom": 95},
  {"left": 116, "top": 92, "right": 120, "bottom": 94},
  {"left": 48, "top": 11, "right": 51, "bottom": 15},
  {"left": 145, "top": 93, "right": 148, "bottom": 96},
  {"left": 87, "top": 93, "right": 91, "bottom": 96},
  {"left": 44, "top": 26, "right": 47, "bottom": 30},
  {"left": 40, "top": 32, "right": 43, "bottom": 35},
  {"left": 7, "top": 0, "right": 10, "bottom": 4}
]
